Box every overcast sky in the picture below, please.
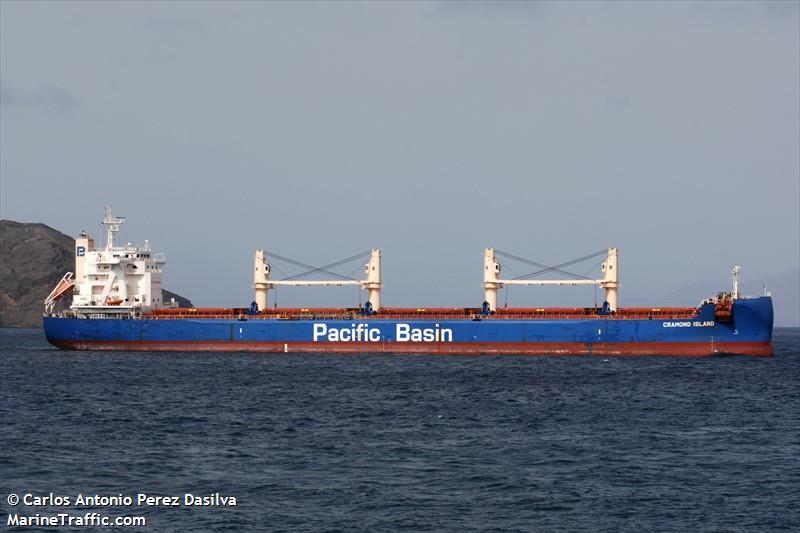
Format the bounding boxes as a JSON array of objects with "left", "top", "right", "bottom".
[{"left": 2, "top": 0, "right": 798, "bottom": 310}]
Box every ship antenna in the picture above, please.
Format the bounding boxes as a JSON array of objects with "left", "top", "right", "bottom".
[
  {"left": 101, "top": 206, "right": 125, "bottom": 250},
  {"left": 731, "top": 264, "right": 741, "bottom": 299}
]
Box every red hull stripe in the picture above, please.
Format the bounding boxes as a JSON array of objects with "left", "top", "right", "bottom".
[{"left": 49, "top": 340, "right": 773, "bottom": 357}]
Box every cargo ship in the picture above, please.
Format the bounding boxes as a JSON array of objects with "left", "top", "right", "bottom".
[{"left": 43, "top": 209, "right": 773, "bottom": 356}]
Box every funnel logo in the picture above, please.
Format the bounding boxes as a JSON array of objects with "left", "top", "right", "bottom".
[{"left": 76, "top": 246, "right": 85, "bottom": 257}]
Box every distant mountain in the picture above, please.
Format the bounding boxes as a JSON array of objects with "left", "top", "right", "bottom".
[
  {"left": 651, "top": 268, "right": 799, "bottom": 327},
  {"left": 0, "top": 220, "right": 192, "bottom": 327}
]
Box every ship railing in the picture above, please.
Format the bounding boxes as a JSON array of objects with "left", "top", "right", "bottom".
[
  {"left": 82, "top": 314, "right": 135, "bottom": 320},
  {"left": 142, "top": 310, "right": 699, "bottom": 321}
]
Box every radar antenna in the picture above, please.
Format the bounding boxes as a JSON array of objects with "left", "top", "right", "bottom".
[{"left": 100, "top": 206, "right": 125, "bottom": 250}]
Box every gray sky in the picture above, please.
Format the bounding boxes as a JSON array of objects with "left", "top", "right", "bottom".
[{"left": 2, "top": 0, "right": 798, "bottom": 311}]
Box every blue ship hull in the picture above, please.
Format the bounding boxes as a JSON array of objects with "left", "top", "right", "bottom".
[{"left": 43, "top": 297, "right": 773, "bottom": 356}]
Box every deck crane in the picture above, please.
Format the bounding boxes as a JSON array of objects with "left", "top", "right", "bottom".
[
  {"left": 483, "top": 247, "right": 620, "bottom": 312},
  {"left": 254, "top": 249, "right": 382, "bottom": 311}
]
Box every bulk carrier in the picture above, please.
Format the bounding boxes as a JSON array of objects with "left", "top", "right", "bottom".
[{"left": 43, "top": 209, "right": 773, "bottom": 356}]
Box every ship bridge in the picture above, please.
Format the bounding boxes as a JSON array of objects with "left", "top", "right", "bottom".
[{"left": 45, "top": 207, "right": 165, "bottom": 316}]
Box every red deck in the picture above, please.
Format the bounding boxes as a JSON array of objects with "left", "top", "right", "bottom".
[{"left": 145, "top": 306, "right": 700, "bottom": 321}]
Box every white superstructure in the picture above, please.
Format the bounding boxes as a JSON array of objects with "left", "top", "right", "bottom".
[{"left": 46, "top": 207, "right": 165, "bottom": 315}]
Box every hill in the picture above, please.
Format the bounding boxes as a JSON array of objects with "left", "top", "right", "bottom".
[{"left": 0, "top": 220, "right": 192, "bottom": 327}]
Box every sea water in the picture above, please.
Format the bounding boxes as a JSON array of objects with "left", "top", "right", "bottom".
[{"left": 1, "top": 328, "right": 798, "bottom": 531}]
